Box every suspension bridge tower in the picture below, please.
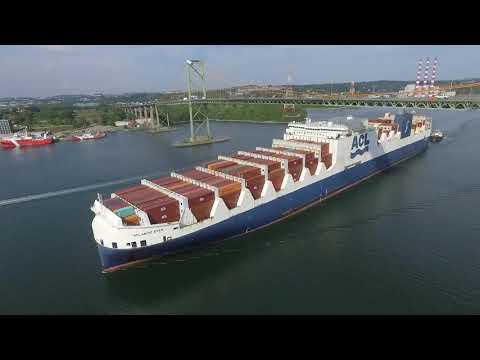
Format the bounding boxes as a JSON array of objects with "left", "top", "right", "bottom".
[
  {"left": 283, "top": 74, "right": 298, "bottom": 118},
  {"left": 174, "top": 59, "right": 230, "bottom": 147}
]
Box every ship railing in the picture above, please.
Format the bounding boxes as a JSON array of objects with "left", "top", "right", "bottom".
[
  {"left": 237, "top": 151, "right": 289, "bottom": 170},
  {"left": 217, "top": 155, "right": 269, "bottom": 181},
  {"left": 170, "top": 172, "right": 220, "bottom": 197},
  {"left": 195, "top": 167, "right": 246, "bottom": 188}
]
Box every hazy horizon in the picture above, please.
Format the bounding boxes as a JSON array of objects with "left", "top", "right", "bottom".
[{"left": 2, "top": 45, "right": 480, "bottom": 98}]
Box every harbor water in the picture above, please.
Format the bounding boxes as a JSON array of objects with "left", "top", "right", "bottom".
[{"left": 1, "top": 107, "right": 480, "bottom": 314}]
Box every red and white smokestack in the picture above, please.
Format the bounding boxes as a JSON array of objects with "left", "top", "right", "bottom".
[
  {"left": 416, "top": 59, "right": 423, "bottom": 92},
  {"left": 423, "top": 57, "right": 430, "bottom": 94},
  {"left": 430, "top": 57, "right": 438, "bottom": 96}
]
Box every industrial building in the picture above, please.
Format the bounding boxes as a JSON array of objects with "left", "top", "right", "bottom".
[{"left": 0, "top": 119, "right": 13, "bottom": 135}]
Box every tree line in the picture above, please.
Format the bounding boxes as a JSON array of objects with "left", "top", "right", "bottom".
[{"left": 1, "top": 104, "right": 126, "bottom": 129}]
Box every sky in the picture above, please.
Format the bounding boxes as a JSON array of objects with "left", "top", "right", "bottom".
[{"left": 1, "top": 45, "right": 480, "bottom": 98}]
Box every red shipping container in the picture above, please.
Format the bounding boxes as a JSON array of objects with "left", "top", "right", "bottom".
[
  {"left": 141, "top": 197, "right": 180, "bottom": 224},
  {"left": 203, "top": 176, "right": 230, "bottom": 187},
  {"left": 207, "top": 160, "right": 237, "bottom": 171},
  {"left": 219, "top": 183, "right": 241, "bottom": 197},
  {"left": 288, "top": 163, "right": 303, "bottom": 182},
  {"left": 189, "top": 204, "right": 213, "bottom": 221},
  {"left": 221, "top": 191, "right": 241, "bottom": 209},
  {"left": 183, "top": 188, "right": 215, "bottom": 207},
  {"left": 231, "top": 154, "right": 253, "bottom": 161},
  {"left": 178, "top": 169, "right": 212, "bottom": 180},
  {"left": 245, "top": 157, "right": 280, "bottom": 172},
  {"left": 321, "top": 143, "right": 329, "bottom": 155},
  {"left": 218, "top": 182, "right": 242, "bottom": 196},
  {"left": 151, "top": 176, "right": 181, "bottom": 187},
  {"left": 183, "top": 188, "right": 215, "bottom": 221},
  {"left": 220, "top": 164, "right": 244, "bottom": 175},
  {"left": 275, "top": 147, "right": 316, "bottom": 163},
  {"left": 164, "top": 180, "right": 190, "bottom": 191},
  {"left": 221, "top": 164, "right": 245, "bottom": 174},
  {"left": 306, "top": 158, "right": 319, "bottom": 175},
  {"left": 255, "top": 149, "right": 301, "bottom": 167},
  {"left": 269, "top": 168, "right": 285, "bottom": 191},
  {"left": 176, "top": 184, "right": 200, "bottom": 195},
  {"left": 119, "top": 187, "right": 166, "bottom": 206},
  {"left": 323, "top": 154, "right": 333, "bottom": 169},
  {"left": 230, "top": 166, "right": 261, "bottom": 180},
  {"left": 246, "top": 175, "right": 265, "bottom": 199},
  {"left": 115, "top": 184, "right": 147, "bottom": 196},
  {"left": 103, "top": 197, "right": 130, "bottom": 212}
]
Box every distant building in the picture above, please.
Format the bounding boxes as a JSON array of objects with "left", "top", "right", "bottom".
[
  {"left": 0, "top": 119, "right": 13, "bottom": 135},
  {"left": 115, "top": 121, "right": 130, "bottom": 127},
  {"left": 135, "top": 118, "right": 150, "bottom": 125},
  {"left": 436, "top": 91, "right": 456, "bottom": 99},
  {"left": 404, "top": 84, "right": 416, "bottom": 92},
  {"left": 73, "top": 102, "right": 98, "bottom": 107}
]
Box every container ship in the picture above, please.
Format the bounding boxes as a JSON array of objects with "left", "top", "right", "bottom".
[{"left": 91, "top": 111, "right": 432, "bottom": 273}]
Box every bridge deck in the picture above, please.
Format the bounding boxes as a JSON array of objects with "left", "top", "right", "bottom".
[{"left": 122, "top": 97, "right": 480, "bottom": 110}]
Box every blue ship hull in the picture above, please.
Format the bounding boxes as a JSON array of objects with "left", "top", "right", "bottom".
[{"left": 97, "top": 138, "right": 429, "bottom": 272}]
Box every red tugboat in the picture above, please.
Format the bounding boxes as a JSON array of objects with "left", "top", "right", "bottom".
[
  {"left": 65, "top": 131, "right": 107, "bottom": 142},
  {"left": 0, "top": 128, "right": 54, "bottom": 148}
]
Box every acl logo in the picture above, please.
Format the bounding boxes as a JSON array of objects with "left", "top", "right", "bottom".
[{"left": 351, "top": 133, "right": 370, "bottom": 158}]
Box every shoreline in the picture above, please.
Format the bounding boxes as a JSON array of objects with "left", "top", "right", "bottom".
[
  {"left": 52, "top": 125, "right": 126, "bottom": 140},
  {"left": 44, "top": 117, "right": 303, "bottom": 140}
]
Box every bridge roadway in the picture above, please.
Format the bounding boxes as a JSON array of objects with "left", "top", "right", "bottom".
[{"left": 122, "top": 96, "right": 480, "bottom": 110}]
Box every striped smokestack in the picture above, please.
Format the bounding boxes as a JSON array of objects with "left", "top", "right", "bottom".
[
  {"left": 423, "top": 57, "right": 430, "bottom": 94},
  {"left": 415, "top": 59, "right": 423, "bottom": 93},
  {"left": 430, "top": 57, "right": 438, "bottom": 97}
]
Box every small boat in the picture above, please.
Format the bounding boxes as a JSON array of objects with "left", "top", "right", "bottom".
[
  {"left": 67, "top": 132, "right": 107, "bottom": 142},
  {"left": 429, "top": 129, "right": 444, "bottom": 143},
  {"left": 0, "top": 128, "right": 54, "bottom": 148}
]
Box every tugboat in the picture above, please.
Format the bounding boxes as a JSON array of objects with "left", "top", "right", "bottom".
[
  {"left": 65, "top": 131, "right": 107, "bottom": 142},
  {"left": 429, "top": 129, "right": 444, "bottom": 143}
]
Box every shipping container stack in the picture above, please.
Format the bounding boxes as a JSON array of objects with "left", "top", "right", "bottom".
[
  {"left": 252, "top": 149, "right": 304, "bottom": 182},
  {"left": 230, "top": 153, "right": 285, "bottom": 192},
  {"left": 277, "top": 139, "right": 333, "bottom": 171},
  {"left": 114, "top": 184, "right": 180, "bottom": 225},
  {"left": 274, "top": 147, "right": 319, "bottom": 175},
  {"left": 152, "top": 176, "right": 215, "bottom": 221},
  {"left": 320, "top": 143, "right": 332, "bottom": 169},
  {"left": 206, "top": 160, "right": 238, "bottom": 171},
  {"left": 103, "top": 196, "right": 141, "bottom": 226},
  {"left": 216, "top": 164, "right": 264, "bottom": 200},
  {"left": 182, "top": 169, "right": 242, "bottom": 209}
]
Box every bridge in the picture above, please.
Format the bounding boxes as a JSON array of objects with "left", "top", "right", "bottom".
[
  {"left": 122, "top": 95, "right": 480, "bottom": 112},
  {"left": 118, "top": 58, "right": 480, "bottom": 148}
]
